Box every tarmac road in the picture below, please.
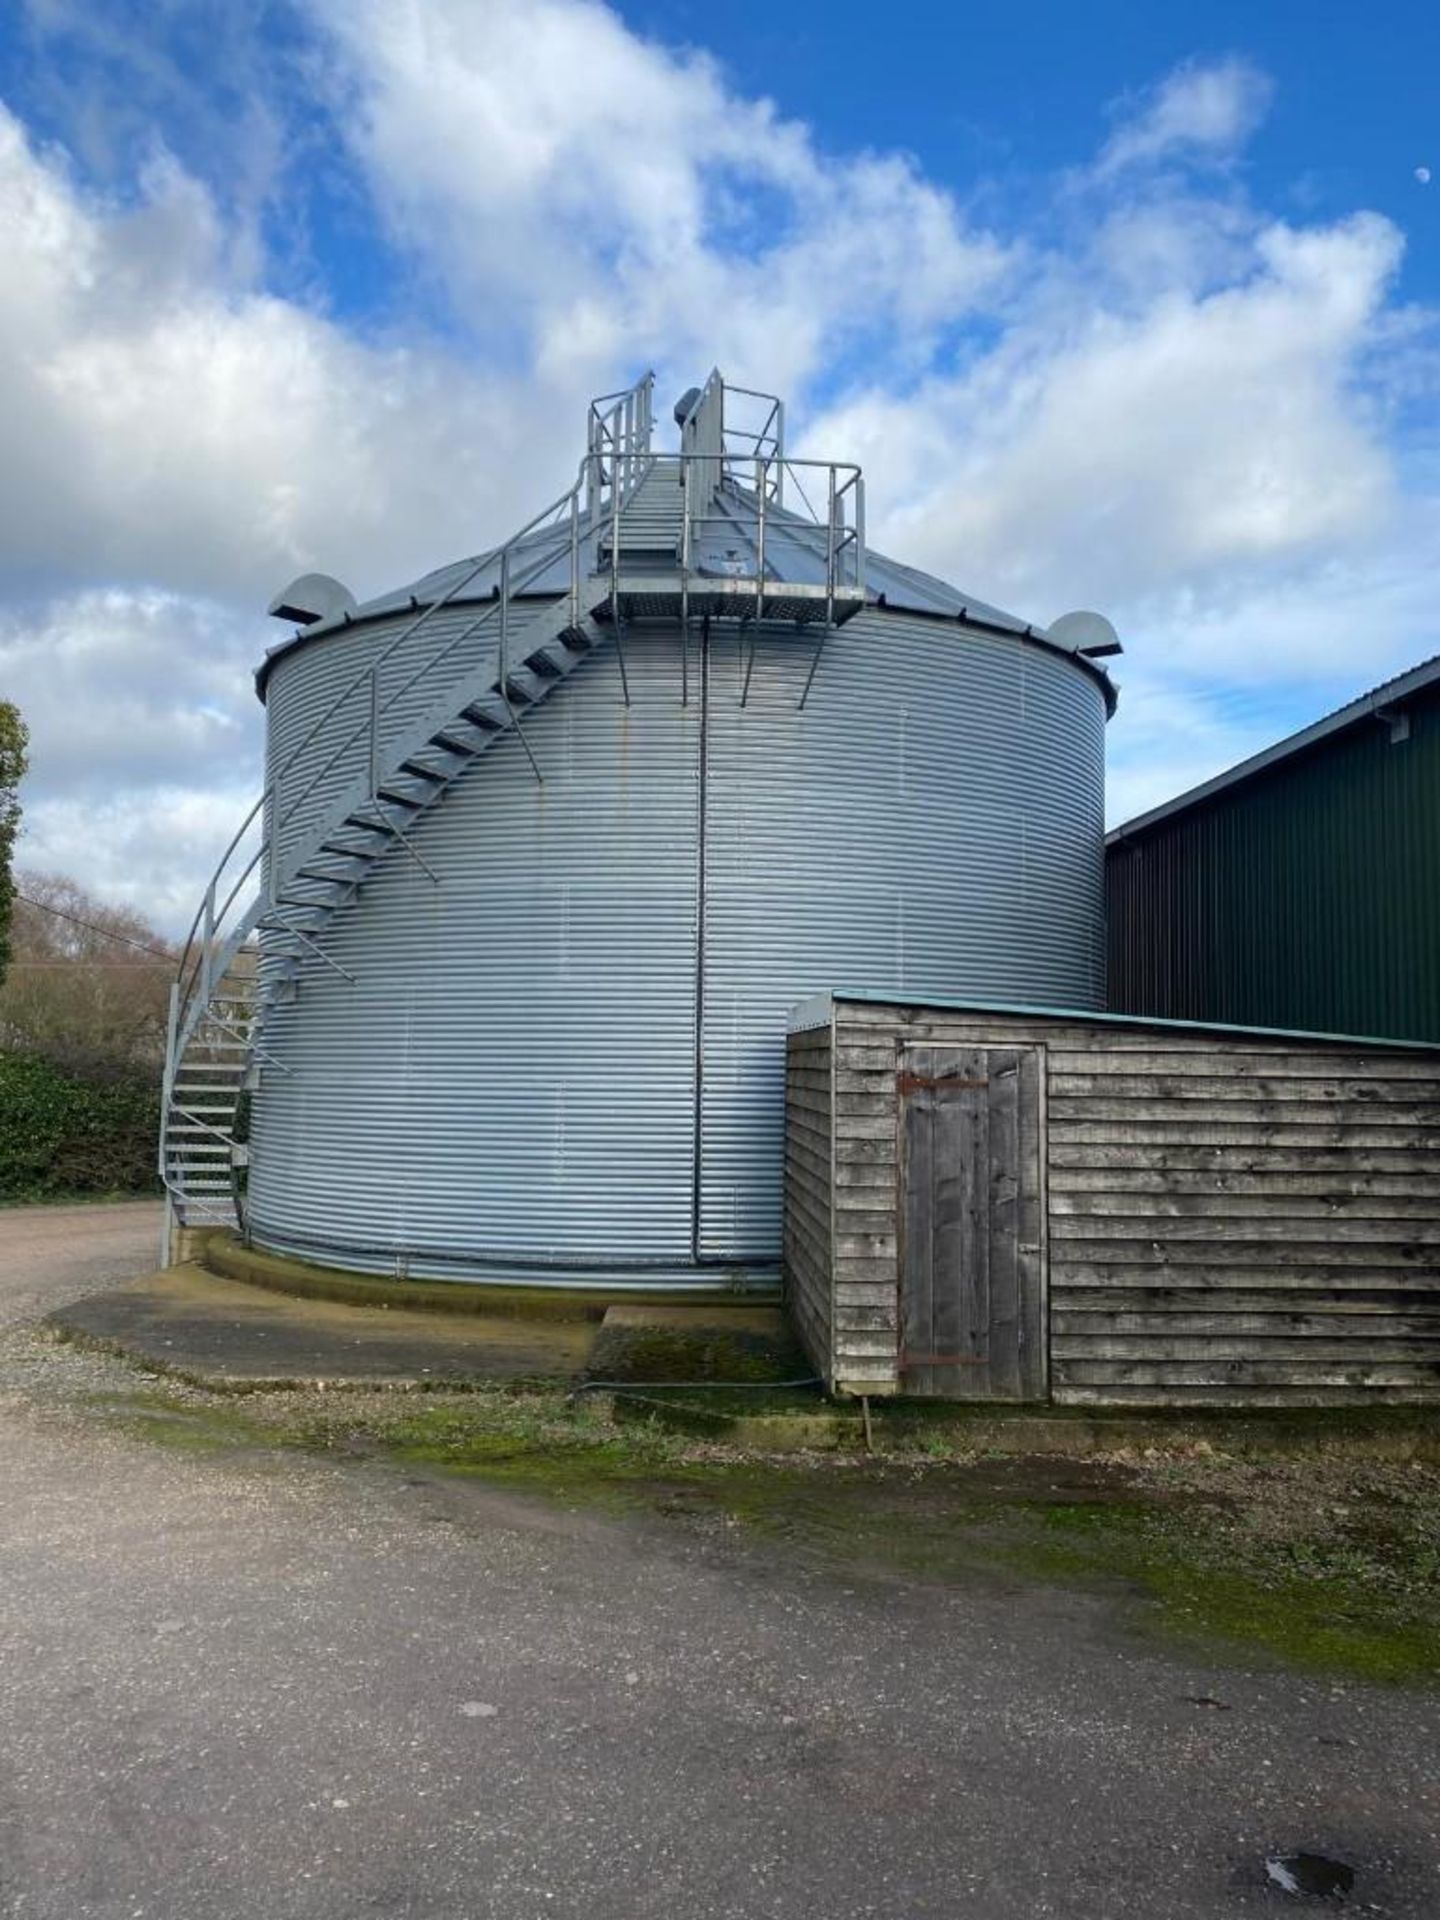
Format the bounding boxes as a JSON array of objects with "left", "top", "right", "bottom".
[
  {"left": 0, "top": 1199, "right": 164, "bottom": 1322},
  {"left": 0, "top": 1200, "right": 1436, "bottom": 1918}
]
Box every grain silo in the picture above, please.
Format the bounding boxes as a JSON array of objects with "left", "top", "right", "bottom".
[{"left": 163, "top": 371, "right": 1118, "bottom": 1286}]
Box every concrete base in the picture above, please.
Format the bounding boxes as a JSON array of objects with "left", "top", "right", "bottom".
[
  {"left": 50, "top": 1262, "right": 596, "bottom": 1388},
  {"left": 586, "top": 1302, "right": 809, "bottom": 1385},
  {"left": 202, "top": 1231, "right": 782, "bottom": 1322},
  {"left": 169, "top": 1223, "right": 218, "bottom": 1267}
]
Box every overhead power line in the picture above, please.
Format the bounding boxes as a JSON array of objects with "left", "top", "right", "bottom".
[
  {"left": 14, "top": 893, "right": 173, "bottom": 962},
  {"left": 5, "top": 962, "right": 173, "bottom": 972}
]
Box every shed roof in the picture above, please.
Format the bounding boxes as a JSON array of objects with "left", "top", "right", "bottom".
[
  {"left": 789, "top": 988, "right": 1440, "bottom": 1053},
  {"left": 1107, "top": 653, "right": 1440, "bottom": 844}
]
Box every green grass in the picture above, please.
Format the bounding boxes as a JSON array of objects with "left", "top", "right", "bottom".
[{"left": 83, "top": 1389, "right": 271, "bottom": 1454}]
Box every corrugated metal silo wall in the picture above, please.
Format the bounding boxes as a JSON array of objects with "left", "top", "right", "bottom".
[
  {"left": 247, "top": 603, "right": 1107, "bottom": 1275},
  {"left": 263, "top": 600, "right": 556, "bottom": 881},
  {"left": 249, "top": 627, "right": 704, "bottom": 1271},
  {"left": 699, "top": 611, "right": 1107, "bottom": 1257},
  {"left": 1106, "top": 685, "right": 1440, "bottom": 1041}
]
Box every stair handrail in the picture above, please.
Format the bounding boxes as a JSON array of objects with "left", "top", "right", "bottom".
[
  {"left": 172, "top": 373, "right": 658, "bottom": 1022},
  {"left": 170, "top": 394, "right": 862, "bottom": 1067},
  {"left": 172, "top": 479, "right": 607, "bottom": 1016}
]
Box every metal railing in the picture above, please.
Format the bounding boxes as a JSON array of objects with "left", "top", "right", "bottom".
[
  {"left": 170, "top": 372, "right": 658, "bottom": 1070},
  {"left": 587, "top": 379, "right": 654, "bottom": 512},
  {"left": 718, "top": 381, "right": 785, "bottom": 503},
  {"left": 602, "top": 452, "right": 865, "bottom": 602}
]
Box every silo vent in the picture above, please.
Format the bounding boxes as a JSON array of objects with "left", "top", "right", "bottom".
[
  {"left": 1047, "top": 610, "right": 1122, "bottom": 659},
  {"left": 268, "top": 573, "right": 358, "bottom": 627}
]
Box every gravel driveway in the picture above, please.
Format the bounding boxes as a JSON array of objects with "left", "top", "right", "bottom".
[
  {"left": 0, "top": 1199, "right": 163, "bottom": 1326},
  {"left": 0, "top": 1202, "right": 1436, "bottom": 1918}
]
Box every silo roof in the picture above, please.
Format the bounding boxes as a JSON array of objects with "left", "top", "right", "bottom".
[
  {"left": 348, "top": 482, "right": 1021, "bottom": 627},
  {"left": 256, "top": 471, "right": 1118, "bottom": 712}
]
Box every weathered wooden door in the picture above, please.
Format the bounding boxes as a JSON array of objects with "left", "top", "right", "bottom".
[{"left": 899, "top": 1046, "right": 1046, "bottom": 1400}]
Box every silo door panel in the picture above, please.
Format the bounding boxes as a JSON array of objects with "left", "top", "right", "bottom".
[{"left": 899, "top": 1046, "right": 1046, "bottom": 1401}]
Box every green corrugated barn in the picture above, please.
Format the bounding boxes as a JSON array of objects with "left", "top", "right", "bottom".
[{"left": 1107, "top": 656, "right": 1440, "bottom": 1043}]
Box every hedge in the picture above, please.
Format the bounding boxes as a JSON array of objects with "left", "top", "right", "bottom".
[{"left": 0, "top": 1049, "right": 161, "bottom": 1201}]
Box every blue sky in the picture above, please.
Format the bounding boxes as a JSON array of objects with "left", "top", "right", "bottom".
[
  {"left": 0, "top": 0, "right": 1435, "bottom": 923},
  {"left": 635, "top": 1, "right": 1438, "bottom": 276}
]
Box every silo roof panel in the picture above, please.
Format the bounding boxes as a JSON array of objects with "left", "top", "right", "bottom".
[
  {"left": 257, "top": 473, "right": 1095, "bottom": 693},
  {"left": 298, "top": 481, "right": 1037, "bottom": 632}
]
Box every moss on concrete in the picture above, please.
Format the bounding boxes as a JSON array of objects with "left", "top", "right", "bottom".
[
  {"left": 1003, "top": 1494, "right": 1440, "bottom": 1687},
  {"left": 130, "top": 1372, "right": 1415, "bottom": 1682},
  {"left": 584, "top": 1319, "right": 810, "bottom": 1386}
]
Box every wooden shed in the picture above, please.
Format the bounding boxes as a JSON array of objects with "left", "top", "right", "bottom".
[{"left": 785, "top": 993, "right": 1440, "bottom": 1406}]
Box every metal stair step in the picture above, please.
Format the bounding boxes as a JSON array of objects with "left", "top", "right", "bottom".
[
  {"left": 376, "top": 770, "right": 442, "bottom": 807},
  {"left": 431, "top": 722, "right": 488, "bottom": 756},
  {"left": 344, "top": 798, "right": 424, "bottom": 833},
  {"left": 530, "top": 633, "right": 588, "bottom": 673},
  {"left": 402, "top": 743, "right": 471, "bottom": 778},
  {"left": 522, "top": 648, "right": 564, "bottom": 681},
  {"left": 295, "top": 854, "right": 373, "bottom": 883},
  {"left": 277, "top": 876, "right": 354, "bottom": 908},
  {"left": 502, "top": 666, "right": 543, "bottom": 705},
  {"left": 315, "top": 829, "right": 391, "bottom": 865}
]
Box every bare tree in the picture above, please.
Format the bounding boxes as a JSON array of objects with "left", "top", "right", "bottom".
[
  {"left": 0, "top": 703, "right": 27, "bottom": 987},
  {"left": 0, "top": 871, "right": 176, "bottom": 1078}
]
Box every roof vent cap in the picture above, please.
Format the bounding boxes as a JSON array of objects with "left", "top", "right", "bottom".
[
  {"left": 1048, "top": 609, "right": 1122, "bottom": 658},
  {"left": 268, "top": 573, "right": 358, "bottom": 627}
]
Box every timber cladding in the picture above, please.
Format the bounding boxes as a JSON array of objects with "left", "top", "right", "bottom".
[{"left": 784, "top": 997, "right": 1440, "bottom": 1407}]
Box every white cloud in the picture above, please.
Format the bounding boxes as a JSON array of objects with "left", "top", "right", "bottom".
[
  {"left": 0, "top": 588, "right": 264, "bottom": 928},
  {"left": 17, "top": 784, "right": 261, "bottom": 934},
  {"left": 813, "top": 211, "right": 1404, "bottom": 617},
  {"left": 0, "top": 588, "right": 261, "bottom": 799},
  {"left": 306, "top": 0, "right": 1010, "bottom": 398},
  {"left": 0, "top": 102, "right": 593, "bottom": 610},
  {"left": 0, "top": 23, "right": 1434, "bottom": 920},
  {"left": 1099, "top": 57, "right": 1274, "bottom": 175}
]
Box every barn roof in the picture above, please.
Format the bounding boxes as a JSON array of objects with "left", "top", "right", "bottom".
[{"left": 1108, "top": 653, "right": 1440, "bottom": 843}]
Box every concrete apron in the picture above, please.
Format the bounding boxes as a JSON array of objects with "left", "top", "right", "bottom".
[{"left": 45, "top": 1238, "right": 1440, "bottom": 1460}]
